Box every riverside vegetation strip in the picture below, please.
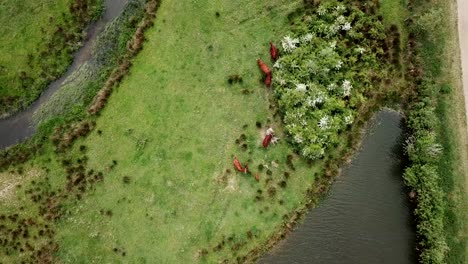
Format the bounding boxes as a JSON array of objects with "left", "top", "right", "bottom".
[
  {"left": 0, "top": 0, "right": 103, "bottom": 118},
  {"left": 401, "top": 0, "right": 467, "bottom": 263},
  {"left": 0, "top": 0, "right": 465, "bottom": 263}
]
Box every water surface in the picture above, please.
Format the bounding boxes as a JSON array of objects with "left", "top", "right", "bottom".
[{"left": 260, "top": 111, "right": 415, "bottom": 264}]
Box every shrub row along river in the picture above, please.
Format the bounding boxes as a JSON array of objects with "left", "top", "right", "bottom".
[
  {"left": 0, "top": 2, "right": 415, "bottom": 262},
  {"left": 260, "top": 110, "right": 415, "bottom": 263},
  {"left": 0, "top": 0, "right": 128, "bottom": 149}
]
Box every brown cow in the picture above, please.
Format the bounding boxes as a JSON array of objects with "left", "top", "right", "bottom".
[
  {"left": 255, "top": 173, "right": 260, "bottom": 182},
  {"left": 233, "top": 157, "right": 244, "bottom": 172},
  {"left": 257, "top": 59, "right": 271, "bottom": 75},
  {"left": 270, "top": 42, "right": 278, "bottom": 61},
  {"left": 263, "top": 134, "right": 272, "bottom": 148},
  {"left": 265, "top": 73, "right": 272, "bottom": 87}
]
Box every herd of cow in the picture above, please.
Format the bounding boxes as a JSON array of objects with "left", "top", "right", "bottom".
[{"left": 232, "top": 42, "right": 280, "bottom": 181}]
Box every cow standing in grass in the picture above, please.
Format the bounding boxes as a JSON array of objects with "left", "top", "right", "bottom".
[
  {"left": 270, "top": 42, "right": 278, "bottom": 61},
  {"left": 257, "top": 58, "right": 272, "bottom": 87}
]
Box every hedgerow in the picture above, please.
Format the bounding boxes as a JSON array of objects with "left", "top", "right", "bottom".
[
  {"left": 273, "top": 0, "right": 386, "bottom": 159},
  {"left": 403, "top": 81, "right": 448, "bottom": 263},
  {"left": 401, "top": 0, "right": 451, "bottom": 262}
]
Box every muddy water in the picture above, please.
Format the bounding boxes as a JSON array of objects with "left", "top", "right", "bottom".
[
  {"left": 0, "top": 0, "right": 128, "bottom": 149},
  {"left": 260, "top": 111, "right": 415, "bottom": 264}
]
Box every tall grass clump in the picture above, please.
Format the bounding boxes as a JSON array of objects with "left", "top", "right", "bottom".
[{"left": 272, "top": 0, "right": 387, "bottom": 160}]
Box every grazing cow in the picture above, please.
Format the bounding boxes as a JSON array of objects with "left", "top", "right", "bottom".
[
  {"left": 233, "top": 157, "right": 244, "bottom": 172},
  {"left": 263, "top": 134, "right": 273, "bottom": 148},
  {"left": 265, "top": 73, "right": 272, "bottom": 87},
  {"left": 257, "top": 59, "right": 271, "bottom": 75},
  {"left": 233, "top": 158, "right": 249, "bottom": 174},
  {"left": 270, "top": 42, "right": 278, "bottom": 61}
]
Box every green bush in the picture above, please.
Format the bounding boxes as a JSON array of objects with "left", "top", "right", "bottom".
[
  {"left": 403, "top": 80, "right": 449, "bottom": 263},
  {"left": 273, "top": 0, "right": 386, "bottom": 159}
]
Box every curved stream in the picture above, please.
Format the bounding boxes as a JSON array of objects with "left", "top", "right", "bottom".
[
  {"left": 0, "top": 0, "right": 128, "bottom": 150},
  {"left": 260, "top": 111, "right": 415, "bottom": 264}
]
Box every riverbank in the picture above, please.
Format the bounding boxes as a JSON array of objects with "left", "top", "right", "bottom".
[
  {"left": 0, "top": 0, "right": 103, "bottom": 119},
  {"left": 402, "top": 0, "right": 467, "bottom": 262}
]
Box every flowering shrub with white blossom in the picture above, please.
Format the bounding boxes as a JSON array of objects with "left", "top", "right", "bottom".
[{"left": 273, "top": 0, "right": 386, "bottom": 159}]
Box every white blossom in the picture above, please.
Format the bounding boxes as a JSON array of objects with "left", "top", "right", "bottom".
[
  {"left": 327, "top": 83, "right": 337, "bottom": 91},
  {"left": 315, "top": 93, "right": 325, "bottom": 104},
  {"left": 328, "top": 24, "right": 340, "bottom": 36},
  {"left": 318, "top": 116, "right": 331, "bottom": 129},
  {"left": 317, "top": 5, "right": 327, "bottom": 16},
  {"left": 278, "top": 78, "right": 286, "bottom": 86},
  {"left": 296, "top": 83, "right": 307, "bottom": 92},
  {"left": 335, "top": 60, "right": 343, "bottom": 70},
  {"left": 336, "top": 15, "right": 346, "bottom": 25},
  {"left": 301, "top": 33, "right": 314, "bottom": 43},
  {"left": 335, "top": 5, "right": 346, "bottom": 12},
  {"left": 294, "top": 134, "right": 304, "bottom": 143},
  {"left": 342, "top": 80, "right": 352, "bottom": 97},
  {"left": 329, "top": 41, "right": 337, "bottom": 49},
  {"left": 273, "top": 60, "right": 282, "bottom": 69},
  {"left": 356, "top": 47, "right": 366, "bottom": 54},
  {"left": 341, "top": 22, "right": 352, "bottom": 31},
  {"left": 282, "top": 35, "right": 299, "bottom": 53},
  {"left": 344, "top": 115, "right": 353, "bottom": 125}
]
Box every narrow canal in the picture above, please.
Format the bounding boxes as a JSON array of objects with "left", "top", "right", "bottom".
[{"left": 260, "top": 110, "right": 416, "bottom": 264}]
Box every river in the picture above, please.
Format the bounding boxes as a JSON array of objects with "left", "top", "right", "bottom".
[
  {"left": 260, "top": 110, "right": 416, "bottom": 264},
  {"left": 0, "top": 0, "right": 128, "bottom": 150}
]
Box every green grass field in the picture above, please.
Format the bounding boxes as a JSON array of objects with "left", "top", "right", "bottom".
[{"left": 54, "top": 1, "right": 320, "bottom": 262}]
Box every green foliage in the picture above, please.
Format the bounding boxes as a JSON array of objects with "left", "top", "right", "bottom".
[
  {"left": 402, "top": 0, "right": 467, "bottom": 262},
  {"left": 273, "top": 0, "right": 386, "bottom": 159},
  {"left": 403, "top": 82, "right": 448, "bottom": 263}
]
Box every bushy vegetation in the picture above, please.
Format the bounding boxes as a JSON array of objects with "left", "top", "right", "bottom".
[
  {"left": 401, "top": 0, "right": 467, "bottom": 262},
  {"left": 273, "top": 0, "right": 386, "bottom": 159},
  {"left": 403, "top": 81, "right": 448, "bottom": 263},
  {"left": 0, "top": 0, "right": 103, "bottom": 118}
]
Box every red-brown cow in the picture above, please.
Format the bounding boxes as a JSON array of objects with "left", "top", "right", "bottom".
[
  {"left": 257, "top": 59, "right": 271, "bottom": 75},
  {"left": 265, "top": 73, "right": 272, "bottom": 87},
  {"left": 270, "top": 42, "right": 278, "bottom": 61},
  {"left": 233, "top": 158, "right": 249, "bottom": 174},
  {"left": 263, "top": 134, "right": 273, "bottom": 148}
]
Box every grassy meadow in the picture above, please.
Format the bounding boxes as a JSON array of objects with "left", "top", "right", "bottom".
[{"left": 54, "top": 1, "right": 317, "bottom": 262}]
